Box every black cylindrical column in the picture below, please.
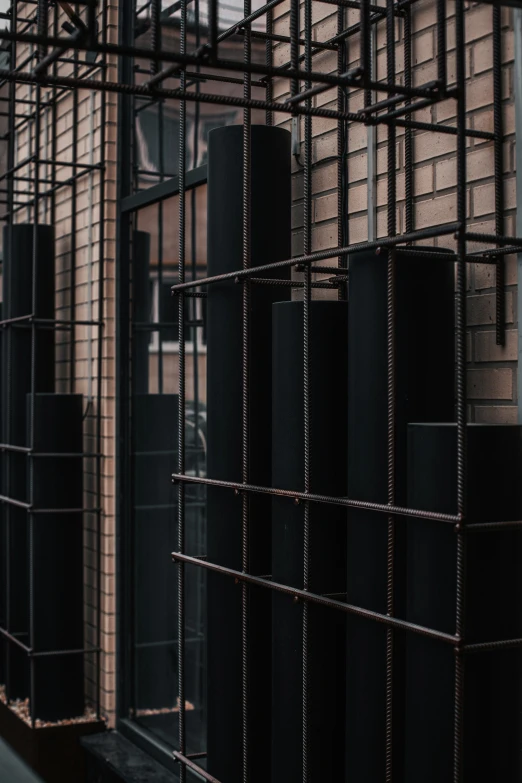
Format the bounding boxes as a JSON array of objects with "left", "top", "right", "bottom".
[
  {"left": 132, "top": 231, "right": 151, "bottom": 395},
  {"left": 346, "top": 248, "right": 455, "bottom": 780},
  {"left": 133, "top": 394, "right": 179, "bottom": 715},
  {"left": 406, "top": 423, "right": 522, "bottom": 783},
  {"left": 206, "top": 124, "right": 291, "bottom": 781},
  {"left": 2, "top": 225, "right": 55, "bottom": 700},
  {"left": 272, "top": 301, "right": 347, "bottom": 783},
  {"left": 30, "top": 393, "right": 84, "bottom": 721}
]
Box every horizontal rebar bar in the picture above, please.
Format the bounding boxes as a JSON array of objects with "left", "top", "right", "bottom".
[
  {"left": 171, "top": 552, "right": 458, "bottom": 644},
  {"left": 171, "top": 472, "right": 460, "bottom": 524},
  {"left": 173, "top": 750, "right": 223, "bottom": 783},
  {"left": 170, "top": 224, "right": 460, "bottom": 292}
]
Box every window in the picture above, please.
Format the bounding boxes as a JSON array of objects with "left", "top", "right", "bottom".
[{"left": 150, "top": 276, "right": 207, "bottom": 353}]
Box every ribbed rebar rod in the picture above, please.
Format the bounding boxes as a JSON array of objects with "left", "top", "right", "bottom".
[
  {"left": 241, "top": 0, "right": 252, "bottom": 777},
  {"left": 385, "top": 0, "right": 397, "bottom": 775},
  {"left": 177, "top": 0, "right": 187, "bottom": 776},
  {"left": 171, "top": 472, "right": 460, "bottom": 524},
  {"left": 493, "top": 5, "right": 505, "bottom": 345},
  {"left": 454, "top": 2, "right": 467, "bottom": 781},
  {"left": 171, "top": 552, "right": 458, "bottom": 644},
  {"left": 170, "top": 224, "right": 461, "bottom": 292},
  {"left": 302, "top": 0, "right": 312, "bottom": 776}
]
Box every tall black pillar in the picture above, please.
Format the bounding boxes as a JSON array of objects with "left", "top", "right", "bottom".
[
  {"left": 30, "top": 393, "right": 84, "bottom": 721},
  {"left": 406, "top": 424, "right": 522, "bottom": 783},
  {"left": 271, "top": 300, "right": 347, "bottom": 782},
  {"left": 346, "top": 248, "right": 455, "bottom": 780},
  {"left": 206, "top": 124, "right": 291, "bottom": 781},
  {"left": 2, "top": 225, "right": 55, "bottom": 700},
  {"left": 132, "top": 394, "right": 179, "bottom": 715},
  {"left": 132, "top": 231, "right": 151, "bottom": 395}
]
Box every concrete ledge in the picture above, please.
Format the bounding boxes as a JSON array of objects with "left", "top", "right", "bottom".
[{"left": 82, "top": 732, "right": 175, "bottom": 783}]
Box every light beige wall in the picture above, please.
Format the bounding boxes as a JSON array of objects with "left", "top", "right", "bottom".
[{"left": 273, "top": 0, "right": 517, "bottom": 421}]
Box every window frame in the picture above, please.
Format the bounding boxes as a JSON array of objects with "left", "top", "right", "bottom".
[{"left": 149, "top": 274, "right": 207, "bottom": 354}]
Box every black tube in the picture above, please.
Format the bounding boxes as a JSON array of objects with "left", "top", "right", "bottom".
[
  {"left": 271, "top": 300, "right": 347, "bottom": 783},
  {"left": 345, "top": 246, "right": 455, "bottom": 781},
  {"left": 133, "top": 394, "right": 180, "bottom": 716},
  {"left": 2, "top": 224, "right": 54, "bottom": 701},
  {"left": 406, "top": 424, "right": 522, "bottom": 783},
  {"left": 206, "top": 124, "right": 291, "bottom": 782},
  {"left": 30, "top": 393, "right": 84, "bottom": 722}
]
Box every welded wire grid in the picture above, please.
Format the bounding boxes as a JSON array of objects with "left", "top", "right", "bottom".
[
  {"left": 0, "top": 0, "right": 106, "bottom": 726},
  {"left": 0, "top": 0, "right": 518, "bottom": 778}
]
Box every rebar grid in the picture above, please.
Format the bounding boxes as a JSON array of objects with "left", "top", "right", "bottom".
[
  {"left": 0, "top": 0, "right": 516, "bottom": 778},
  {"left": 0, "top": 0, "right": 107, "bottom": 728}
]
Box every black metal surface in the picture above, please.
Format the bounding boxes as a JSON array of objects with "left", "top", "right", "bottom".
[
  {"left": 406, "top": 424, "right": 522, "bottom": 783},
  {"left": 345, "top": 247, "right": 455, "bottom": 782},
  {"left": 30, "top": 393, "right": 84, "bottom": 722},
  {"left": 2, "top": 224, "right": 55, "bottom": 703},
  {"left": 132, "top": 395, "right": 179, "bottom": 713},
  {"left": 271, "top": 301, "right": 347, "bottom": 783},
  {"left": 205, "top": 124, "right": 291, "bottom": 782}
]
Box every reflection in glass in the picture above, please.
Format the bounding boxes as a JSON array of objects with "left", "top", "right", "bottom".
[
  {"left": 133, "top": 0, "right": 267, "bottom": 190},
  {"left": 129, "top": 186, "right": 208, "bottom": 756}
]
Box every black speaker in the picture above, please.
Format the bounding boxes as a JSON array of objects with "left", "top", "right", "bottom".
[
  {"left": 271, "top": 300, "right": 347, "bottom": 782},
  {"left": 206, "top": 124, "right": 291, "bottom": 781},
  {"left": 406, "top": 423, "right": 522, "bottom": 783},
  {"left": 30, "top": 393, "right": 84, "bottom": 721},
  {"left": 2, "top": 225, "right": 55, "bottom": 701},
  {"left": 346, "top": 247, "right": 455, "bottom": 780}
]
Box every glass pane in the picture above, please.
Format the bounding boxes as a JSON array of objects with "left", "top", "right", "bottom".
[
  {"left": 133, "top": 1, "right": 267, "bottom": 192},
  {"left": 130, "top": 184, "right": 208, "bottom": 754}
]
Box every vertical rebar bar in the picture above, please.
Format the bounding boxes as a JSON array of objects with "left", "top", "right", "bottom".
[
  {"left": 266, "top": 8, "right": 273, "bottom": 126},
  {"left": 404, "top": 6, "right": 413, "bottom": 235},
  {"left": 361, "top": 0, "right": 371, "bottom": 93},
  {"left": 150, "top": 0, "right": 161, "bottom": 76},
  {"left": 437, "top": 0, "right": 447, "bottom": 88},
  {"left": 242, "top": 0, "right": 252, "bottom": 776},
  {"left": 454, "top": 1, "right": 467, "bottom": 781},
  {"left": 96, "top": 0, "right": 108, "bottom": 720},
  {"left": 70, "top": 36, "right": 79, "bottom": 393},
  {"left": 37, "top": 0, "right": 48, "bottom": 65},
  {"left": 28, "top": 81, "right": 42, "bottom": 729},
  {"left": 178, "top": 0, "right": 187, "bottom": 777},
  {"left": 302, "top": 0, "right": 312, "bottom": 780},
  {"left": 493, "top": 5, "right": 505, "bottom": 346},
  {"left": 385, "top": 0, "right": 397, "bottom": 777},
  {"left": 337, "top": 5, "right": 347, "bottom": 299}
]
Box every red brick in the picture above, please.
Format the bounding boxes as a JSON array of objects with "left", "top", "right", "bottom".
[
  {"left": 467, "top": 368, "right": 512, "bottom": 399},
  {"left": 415, "top": 131, "right": 456, "bottom": 163},
  {"left": 472, "top": 182, "right": 495, "bottom": 218},
  {"left": 474, "top": 405, "right": 518, "bottom": 423},
  {"left": 474, "top": 329, "right": 517, "bottom": 362},
  {"left": 466, "top": 292, "right": 514, "bottom": 326},
  {"left": 464, "top": 4, "right": 492, "bottom": 44},
  {"left": 416, "top": 193, "right": 457, "bottom": 228}
]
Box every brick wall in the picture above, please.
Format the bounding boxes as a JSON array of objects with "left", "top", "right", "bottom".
[{"left": 274, "top": 0, "right": 518, "bottom": 421}]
